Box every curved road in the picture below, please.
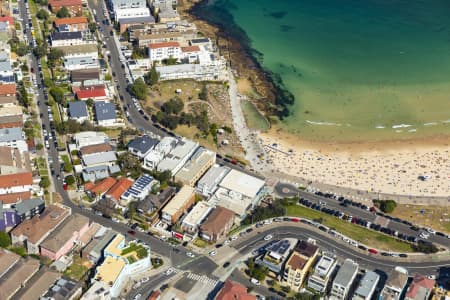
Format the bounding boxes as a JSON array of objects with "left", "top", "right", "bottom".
[{"left": 231, "top": 224, "right": 450, "bottom": 275}]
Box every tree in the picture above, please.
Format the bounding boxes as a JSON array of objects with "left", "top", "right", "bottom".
[
  {"left": 63, "top": 162, "right": 73, "bottom": 173},
  {"left": 49, "top": 87, "right": 65, "bottom": 105},
  {"left": 129, "top": 78, "right": 148, "bottom": 100},
  {"left": 162, "top": 57, "right": 177, "bottom": 65},
  {"left": 33, "top": 39, "right": 47, "bottom": 58},
  {"left": 144, "top": 65, "right": 159, "bottom": 86},
  {"left": 37, "top": 8, "right": 49, "bottom": 20},
  {"left": 43, "top": 77, "right": 53, "bottom": 88},
  {"left": 56, "top": 6, "right": 70, "bottom": 18},
  {"left": 374, "top": 199, "right": 397, "bottom": 213},
  {"left": 65, "top": 175, "right": 75, "bottom": 185},
  {"left": 118, "top": 152, "right": 142, "bottom": 179},
  {"left": 198, "top": 84, "right": 208, "bottom": 101},
  {"left": 36, "top": 143, "right": 43, "bottom": 150},
  {"left": 16, "top": 43, "right": 29, "bottom": 56},
  {"left": 0, "top": 231, "right": 11, "bottom": 247},
  {"left": 39, "top": 177, "right": 50, "bottom": 188},
  {"left": 88, "top": 22, "right": 97, "bottom": 33},
  {"left": 127, "top": 201, "right": 138, "bottom": 221},
  {"left": 86, "top": 98, "right": 94, "bottom": 108},
  {"left": 161, "top": 97, "right": 184, "bottom": 115}
]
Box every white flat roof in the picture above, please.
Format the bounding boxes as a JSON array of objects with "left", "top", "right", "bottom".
[
  {"left": 182, "top": 201, "right": 212, "bottom": 227},
  {"left": 219, "top": 169, "right": 265, "bottom": 199}
]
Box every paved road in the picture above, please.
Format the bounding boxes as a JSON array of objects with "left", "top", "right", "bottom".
[
  {"left": 274, "top": 182, "right": 450, "bottom": 247},
  {"left": 231, "top": 225, "right": 450, "bottom": 275}
]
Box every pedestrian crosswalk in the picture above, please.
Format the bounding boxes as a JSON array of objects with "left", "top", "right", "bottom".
[{"left": 186, "top": 272, "right": 218, "bottom": 286}]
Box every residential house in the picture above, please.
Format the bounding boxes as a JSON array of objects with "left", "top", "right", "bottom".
[
  {"left": 14, "top": 270, "right": 62, "bottom": 300},
  {"left": 137, "top": 187, "right": 176, "bottom": 216},
  {"left": 75, "top": 84, "right": 107, "bottom": 101},
  {"left": 0, "top": 249, "right": 20, "bottom": 279},
  {"left": 174, "top": 147, "right": 215, "bottom": 186},
  {"left": 82, "top": 165, "right": 120, "bottom": 183},
  {"left": 156, "top": 138, "right": 198, "bottom": 175},
  {"left": 196, "top": 164, "right": 230, "bottom": 197},
  {"left": 71, "top": 68, "right": 100, "bottom": 85},
  {"left": 215, "top": 280, "right": 256, "bottom": 300},
  {"left": 330, "top": 259, "right": 359, "bottom": 300},
  {"left": 54, "top": 16, "right": 88, "bottom": 32},
  {"left": 49, "top": 0, "right": 83, "bottom": 15},
  {"left": 0, "top": 198, "right": 45, "bottom": 231},
  {"left": 353, "top": 271, "right": 380, "bottom": 300},
  {"left": 110, "top": 0, "right": 147, "bottom": 10},
  {"left": 148, "top": 42, "right": 181, "bottom": 62},
  {"left": 0, "top": 84, "right": 16, "bottom": 96},
  {"left": 0, "top": 172, "right": 33, "bottom": 205},
  {"left": 10, "top": 205, "right": 70, "bottom": 254},
  {"left": 255, "top": 239, "right": 296, "bottom": 276},
  {"left": 0, "top": 115, "right": 23, "bottom": 129},
  {"left": 105, "top": 177, "right": 134, "bottom": 203},
  {"left": 0, "top": 95, "right": 18, "bottom": 106},
  {"left": 0, "top": 52, "right": 14, "bottom": 84},
  {"left": 40, "top": 213, "right": 90, "bottom": 260},
  {"left": 87, "top": 230, "right": 117, "bottom": 263},
  {"left": 80, "top": 143, "right": 117, "bottom": 168},
  {"left": 51, "top": 31, "right": 86, "bottom": 47},
  {"left": 160, "top": 186, "right": 195, "bottom": 224},
  {"left": 93, "top": 234, "right": 151, "bottom": 298},
  {"left": 59, "top": 44, "right": 99, "bottom": 70},
  {"left": 405, "top": 274, "right": 435, "bottom": 300},
  {"left": 142, "top": 136, "right": 178, "bottom": 170},
  {"left": 0, "top": 127, "right": 28, "bottom": 152},
  {"left": 0, "top": 146, "right": 31, "bottom": 174},
  {"left": 119, "top": 16, "right": 155, "bottom": 33},
  {"left": 307, "top": 255, "right": 338, "bottom": 293},
  {"left": 0, "top": 258, "right": 40, "bottom": 300},
  {"left": 380, "top": 268, "right": 409, "bottom": 300},
  {"left": 85, "top": 177, "right": 117, "bottom": 200},
  {"left": 199, "top": 206, "right": 234, "bottom": 242},
  {"left": 127, "top": 135, "right": 159, "bottom": 159},
  {"left": 157, "top": 7, "right": 180, "bottom": 23},
  {"left": 282, "top": 240, "right": 319, "bottom": 292},
  {"left": 180, "top": 45, "right": 202, "bottom": 63},
  {"left": 209, "top": 169, "right": 265, "bottom": 218},
  {"left": 40, "top": 277, "right": 83, "bottom": 300},
  {"left": 68, "top": 101, "right": 89, "bottom": 123},
  {"left": 121, "top": 174, "right": 157, "bottom": 203},
  {"left": 181, "top": 201, "right": 212, "bottom": 235},
  {"left": 74, "top": 131, "right": 109, "bottom": 149},
  {"left": 94, "top": 101, "right": 117, "bottom": 127}
]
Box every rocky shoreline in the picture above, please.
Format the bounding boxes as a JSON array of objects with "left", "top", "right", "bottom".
[{"left": 179, "top": 0, "right": 293, "bottom": 119}]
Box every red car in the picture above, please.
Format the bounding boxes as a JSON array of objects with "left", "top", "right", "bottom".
[
  {"left": 368, "top": 248, "right": 378, "bottom": 254},
  {"left": 290, "top": 217, "right": 300, "bottom": 222},
  {"left": 127, "top": 230, "right": 136, "bottom": 235}
]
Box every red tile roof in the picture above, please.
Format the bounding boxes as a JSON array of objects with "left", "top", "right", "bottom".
[
  {"left": 106, "top": 177, "right": 133, "bottom": 201},
  {"left": 87, "top": 177, "right": 117, "bottom": 195},
  {"left": 0, "top": 191, "right": 32, "bottom": 205},
  {"left": 181, "top": 46, "right": 200, "bottom": 53},
  {"left": 49, "top": 0, "right": 82, "bottom": 7},
  {"left": 0, "top": 84, "right": 16, "bottom": 96},
  {"left": 406, "top": 274, "right": 435, "bottom": 299},
  {"left": 0, "top": 17, "right": 14, "bottom": 26},
  {"left": 54, "top": 16, "right": 88, "bottom": 26},
  {"left": 149, "top": 42, "right": 180, "bottom": 49},
  {"left": 215, "top": 280, "right": 256, "bottom": 300},
  {"left": 76, "top": 86, "right": 106, "bottom": 99},
  {"left": 0, "top": 172, "right": 33, "bottom": 189}
]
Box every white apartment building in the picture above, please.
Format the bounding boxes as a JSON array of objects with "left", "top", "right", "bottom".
[
  {"left": 114, "top": 7, "right": 151, "bottom": 22},
  {"left": 352, "top": 271, "right": 380, "bottom": 300},
  {"left": 308, "top": 255, "right": 337, "bottom": 293},
  {"left": 330, "top": 259, "right": 359, "bottom": 300},
  {"left": 148, "top": 42, "right": 182, "bottom": 62},
  {"left": 142, "top": 136, "right": 178, "bottom": 170}
]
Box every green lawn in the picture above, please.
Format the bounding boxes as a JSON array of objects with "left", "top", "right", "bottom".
[
  {"left": 285, "top": 205, "right": 414, "bottom": 252},
  {"left": 64, "top": 258, "right": 89, "bottom": 281}
]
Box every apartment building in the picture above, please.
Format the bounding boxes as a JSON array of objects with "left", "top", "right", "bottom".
[
  {"left": 353, "top": 271, "right": 380, "bottom": 300},
  {"left": 308, "top": 255, "right": 337, "bottom": 293},
  {"left": 330, "top": 259, "right": 359, "bottom": 300}
]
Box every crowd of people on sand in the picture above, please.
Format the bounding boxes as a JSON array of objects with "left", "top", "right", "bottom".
[{"left": 258, "top": 135, "right": 450, "bottom": 197}]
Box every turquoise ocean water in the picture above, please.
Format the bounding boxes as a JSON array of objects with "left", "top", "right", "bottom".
[{"left": 194, "top": 0, "right": 450, "bottom": 141}]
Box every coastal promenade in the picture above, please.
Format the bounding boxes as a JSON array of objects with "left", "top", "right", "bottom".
[{"left": 227, "top": 71, "right": 449, "bottom": 205}]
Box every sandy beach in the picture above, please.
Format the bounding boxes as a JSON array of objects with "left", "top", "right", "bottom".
[{"left": 259, "top": 129, "right": 450, "bottom": 197}]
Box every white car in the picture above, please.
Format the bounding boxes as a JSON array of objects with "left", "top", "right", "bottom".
[
  {"left": 133, "top": 294, "right": 142, "bottom": 300},
  {"left": 209, "top": 251, "right": 217, "bottom": 256},
  {"left": 224, "top": 240, "right": 230, "bottom": 245},
  {"left": 230, "top": 236, "right": 238, "bottom": 241},
  {"left": 140, "top": 277, "right": 149, "bottom": 283},
  {"left": 264, "top": 234, "right": 273, "bottom": 241},
  {"left": 427, "top": 228, "right": 436, "bottom": 234},
  {"left": 250, "top": 278, "right": 260, "bottom": 285},
  {"left": 186, "top": 252, "right": 195, "bottom": 258},
  {"left": 165, "top": 268, "right": 175, "bottom": 275}
]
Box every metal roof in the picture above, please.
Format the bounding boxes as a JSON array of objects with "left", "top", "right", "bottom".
[
  {"left": 68, "top": 101, "right": 88, "bottom": 118},
  {"left": 94, "top": 101, "right": 116, "bottom": 121}
]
